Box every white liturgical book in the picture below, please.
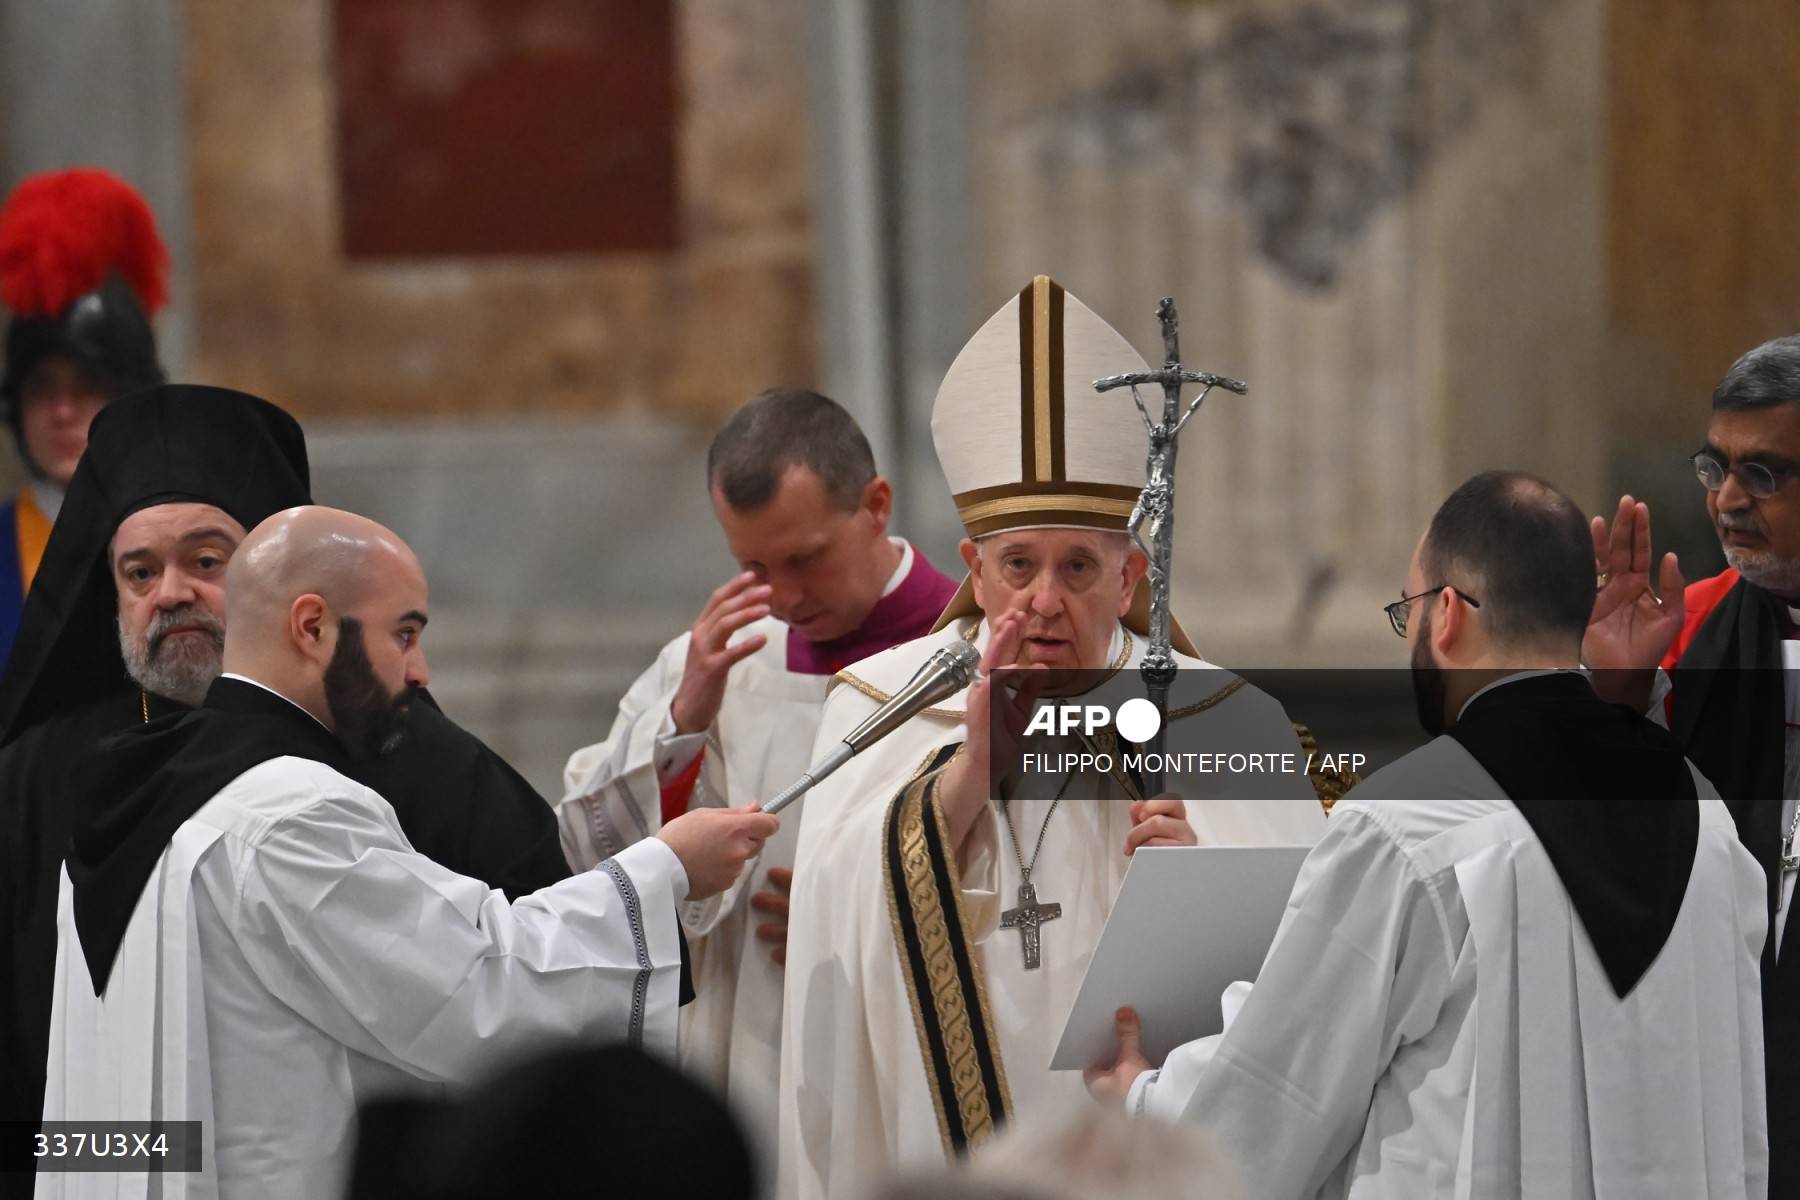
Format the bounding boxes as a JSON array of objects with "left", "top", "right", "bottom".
[{"left": 1049, "top": 844, "right": 1311, "bottom": 1071}]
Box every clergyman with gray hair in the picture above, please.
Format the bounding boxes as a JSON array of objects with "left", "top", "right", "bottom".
[{"left": 1584, "top": 332, "right": 1800, "bottom": 1193}]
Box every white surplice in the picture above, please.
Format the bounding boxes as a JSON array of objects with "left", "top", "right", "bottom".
[
  {"left": 559, "top": 613, "right": 827, "bottom": 1146},
  {"left": 1131, "top": 736, "right": 1770, "bottom": 1199},
  {"left": 39, "top": 756, "right": 685, "bottom": 1200},
  {"left": 777, "top": 617, "right": 1326, "bottom": 1199}
]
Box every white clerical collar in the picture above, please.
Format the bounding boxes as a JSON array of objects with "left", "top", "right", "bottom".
[
  {"left": 219, "top": 672, "right": 332, "bottom": 731},
  {"left": 879, "top": 537, "right": 913, "bottom": 598},
  {"left": 29, "top": 479, "right": 63, "bottom": 522},
  {"left": 1455, "top": 667, "right": 1581, "bottom": 720}
]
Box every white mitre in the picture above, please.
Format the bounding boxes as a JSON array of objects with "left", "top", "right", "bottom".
[{"left": 930, "top": 274, "right": 1197, "bottom": 656}]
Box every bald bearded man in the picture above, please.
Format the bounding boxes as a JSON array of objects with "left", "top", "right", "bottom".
[{"left": 35, "top": 508, "right": 777, "bottom": 1200}]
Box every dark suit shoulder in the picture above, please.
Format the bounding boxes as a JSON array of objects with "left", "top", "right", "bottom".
[{"left": 346, "top": 691, "right": 569, "bottom": 897}]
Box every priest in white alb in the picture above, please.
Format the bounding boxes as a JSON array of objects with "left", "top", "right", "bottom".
[
  {"left": 39, "top": 507, "right": 777, "bottom": 1200},
  {"left": 777, "top": 276, "right": 1330, "bottom": 1198},
  {"left": 558, "top": 390, "right": 956, "bottom": 1149},
  {"left": 1088, "top": 471, "right": 1770, "bottom": 1198}
]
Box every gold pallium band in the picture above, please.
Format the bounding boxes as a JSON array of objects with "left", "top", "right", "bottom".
[
  {"left": 884, "top": 744, "right": 1013, "bottom": 1157},
  {"left": 1293, "top": 721, "right": 1357, "bottom": 812},
  {"left": 1166, "top": 676, "right": 1246, "bottom": 721},
  {"left": 832, "top": 671, "right": 963, "bottom": 720}
]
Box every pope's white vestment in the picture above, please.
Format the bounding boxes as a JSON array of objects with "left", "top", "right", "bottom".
[
  {"left": 559, "top": 613, "right": 824, "bottom": 1144},
  {"left": 1130, "top": 736, "right": 1770, "bottom": 1199},
  {"left": 39, "top": 756, "right": 686, "bottom": 1200},
  {"left": 777, "top": 617, "right": 1326, "bottom": 1198}
]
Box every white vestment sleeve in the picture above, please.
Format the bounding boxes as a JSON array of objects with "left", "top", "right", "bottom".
[
  {"left": 559, "top": 634, "right": 711, "bottom": 870},
  {"left": 1140, "top": 805, "right": 1456, "bottom": 1197},
  {"left": 956, "top": 780, "right": 1003, "bottom": 937},
  {"left": 218, "top": 788, "right": 687, "bottom": 1082},
  {"left": 1128, "top": 981, "right": 1251, "bottom": 1116},
  {"left": 652, "top": 708, "right": 707, "bottom": 784}
]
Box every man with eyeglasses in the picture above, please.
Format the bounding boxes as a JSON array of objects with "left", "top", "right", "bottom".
[
  {"left": 1089, "top": 470, "right": 1768, "bottom": 1198},
  {"left": 1585, "top": 333, "right": 1800, "bottom": 1195}
]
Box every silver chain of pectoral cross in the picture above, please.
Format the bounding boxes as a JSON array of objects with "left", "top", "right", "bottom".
[{"left": 998, "top": 781, "right": 1067, "bottom": 972}]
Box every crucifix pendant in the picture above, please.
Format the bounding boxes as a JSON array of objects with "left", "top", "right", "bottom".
[{"left": 1000, "top": 880, "right": 1062, "bottom": 970}]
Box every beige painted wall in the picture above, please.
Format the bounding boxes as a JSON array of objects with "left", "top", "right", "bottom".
[{"left": 182, "top": 0, "right": 818, "bottom": 424}]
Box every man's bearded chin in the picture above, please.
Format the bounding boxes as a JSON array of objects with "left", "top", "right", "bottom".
[
  {"left": 323, "top": 617, "right": 417, "bottom": 760},
  {"left": 117, "top": 605, "right": 226, "bottom": 707},
  {"left": 1721, "top": 543, "right": 1800, "bottom": 597},
  {"left": 1410, "top": 608, "right": 1450, "bottom": 737}
]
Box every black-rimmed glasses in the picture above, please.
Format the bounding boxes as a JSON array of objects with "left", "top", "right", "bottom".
[
  {"left": 1692, "top": 450, "right": 1800, "bottom": 500},
  {"left": 1384, "top": 586, "right": 1480, "bottom": 638}
]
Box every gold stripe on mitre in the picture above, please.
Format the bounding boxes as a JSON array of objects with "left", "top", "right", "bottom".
[
  {"left": 1015, "top": 275, "right": 1070, "bottom": 486},
  {"left": 951, "top": 481, "right": 1143, "bottom": 538}
]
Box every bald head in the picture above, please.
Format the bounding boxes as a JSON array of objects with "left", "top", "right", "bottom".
[
  {"left": 227, "top": 507, "right": 422, "bottom": 634},
  {"left": 222, "top": 506, "right": 431, "bottom": 747}
]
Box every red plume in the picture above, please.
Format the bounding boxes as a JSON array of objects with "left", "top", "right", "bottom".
[{"left": 0, "top": 168, "right": 171, "bottom": 318}]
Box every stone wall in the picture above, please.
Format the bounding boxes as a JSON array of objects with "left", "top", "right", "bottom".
[
  {"left": 182, "top": 0, "right": 818, "bottom": 424},
  {"left": 969, "top": 0, "right": 1606, "bottom": 663}
]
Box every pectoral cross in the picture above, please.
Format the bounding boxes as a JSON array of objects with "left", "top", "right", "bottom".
[{"left": 1000, "top": 881, "right": 1062, "bottom": 970}]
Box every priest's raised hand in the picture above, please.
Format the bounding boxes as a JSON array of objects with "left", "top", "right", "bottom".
[
  {"left": 1583, "top": 494, "right": 1685, "bottom": 709},
  {"left": 670, "top": 571, "right": 774, "bottom": 734}
]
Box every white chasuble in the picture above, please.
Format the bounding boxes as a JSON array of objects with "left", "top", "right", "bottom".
[
  {"left": 1133, "top": 738, "right": 1770, "bottom": 1199},
  {"left": 559, "top": 614, "right": 827, "bottom": 1145},
  {"left": 40, "top": 756, "right": 684, "bottom": 1200},
  {"left": 777, "top": 617, "right": 1326, "bottom": 1199}
]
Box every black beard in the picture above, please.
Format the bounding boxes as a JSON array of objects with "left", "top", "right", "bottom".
[
  {"left": 323, "top": 616, "right": 415, "bottom": 759},
  {"left": 1410, "top": 608, "right": 1449, "bottom": 737}
]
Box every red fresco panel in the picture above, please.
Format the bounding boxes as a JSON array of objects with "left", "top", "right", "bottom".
[{"left": 334, "top": 0, "right": 678, "bottom": 257}]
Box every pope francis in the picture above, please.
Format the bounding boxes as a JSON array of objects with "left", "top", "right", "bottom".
[{"left": 776, "top": 276, "right": 1330, "bottom": 1197}]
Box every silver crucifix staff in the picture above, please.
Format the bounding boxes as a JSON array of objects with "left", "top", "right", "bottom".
[{"left": 1093, "top": 297, "right": 1248, "bottom": 794}]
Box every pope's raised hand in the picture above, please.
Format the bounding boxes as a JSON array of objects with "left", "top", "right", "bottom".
[
  {"left": 656, "top": 803, "right": 779, "bottom": 900},
  {"left": 670, "top": 573, "right": 773, "bottom": 735},
  {"left": 938, "top": 610, "right": 1044, "bottom": 854},
  {"left": 1583, "top": 496, "right": 1684, "bottom": 708}
]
